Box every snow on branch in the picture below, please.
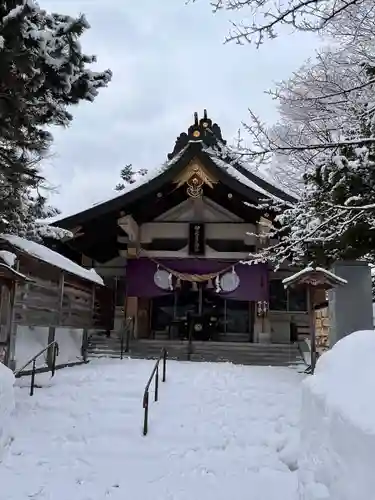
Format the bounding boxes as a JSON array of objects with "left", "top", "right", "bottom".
[{"left": 195, "top": 0, "right": 369, "bottom": 47}]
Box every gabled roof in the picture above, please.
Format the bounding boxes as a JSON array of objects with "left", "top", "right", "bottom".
[
  {"left": 53, "top": 111, "right": 295, "bottom": 230},
  {"left": 0, "top": 234, "right": 103, "bottom": 285}
]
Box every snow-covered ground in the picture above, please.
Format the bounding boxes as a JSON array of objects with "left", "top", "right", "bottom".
[{"left": 0, "top": 359, "right": 302, "bottom": 500}]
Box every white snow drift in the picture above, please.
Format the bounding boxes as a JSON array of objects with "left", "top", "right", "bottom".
[
  {"left": 0, "top": 362, "right": 15, "bottom": 461},
  {"left": 299, "top": 330, "right": 375, "bottom": 500}
]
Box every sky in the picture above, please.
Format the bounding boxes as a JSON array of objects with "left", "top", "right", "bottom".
[{"left": 42, "top": 0, "right": 320, "bottom": 218}]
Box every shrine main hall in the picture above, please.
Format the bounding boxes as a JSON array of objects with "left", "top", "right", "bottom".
[{"left": 50, "top": 111, "right": 309, "bottom": 345}]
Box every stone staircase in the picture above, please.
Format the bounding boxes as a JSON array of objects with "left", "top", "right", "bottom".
[{"left": 88, "top": 334, "right": 303, "bottom": 367}]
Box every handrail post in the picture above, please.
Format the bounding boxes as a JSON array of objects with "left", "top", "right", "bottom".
[
  {"left": 162, "top": 349, "right": 167, "bottom": 382},
  {"left": 51, "top": 343, "right": 59, "bottom": 378},
  {"left": 143, "top": 390, "right": 149, "bottom": 436},
  {"left": 125, "top": 317, "right": 131, "bottom": 353},
  {"left": 187, "top": 317, "right": 193, "bottom": 361},
  {"left": 120, "top": 328, "right": 125, "bottom": 360},
  {"left": 82, "top": 330, "right": 88, "bottom": 363},
  {"left": 30, "top": 359, "right": 36, "bottom": 396},
  {"left": 155, "top": 365, "right": 159, "bottom": 402}
]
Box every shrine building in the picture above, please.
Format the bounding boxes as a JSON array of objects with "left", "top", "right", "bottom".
[{"left": 50, "top": 111, "right": 309, "bottom": 345}]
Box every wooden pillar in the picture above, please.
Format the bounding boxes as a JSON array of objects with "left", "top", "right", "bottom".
[
  {"left": 57, "top": 273, "right": 65, "bottom": 324},
  {"left": 0, "top": 283, "right": 11, "bottom": 366},
  {"left": 82, "top": 329, "right": 89, "bottom": 363},
  {"left": 308, "top": 285, "right": 317, "bottom": 373},
  {"left": 47, "top": 326, "right": 56, "bottom": 368},
  {"left": 6, "top": 281, "right": 18, "bottom": 370},
  {"left": 126, "top": 297, "right": 138, "bottom": 338}
]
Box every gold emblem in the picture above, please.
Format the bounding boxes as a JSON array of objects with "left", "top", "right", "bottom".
[{"left": 173, "top": 160, "right": 217, "bottom": 198}]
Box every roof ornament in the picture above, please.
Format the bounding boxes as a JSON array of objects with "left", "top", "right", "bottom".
[
  {"left": 167, "top": 110, "right": 227, "bottom": 159},
  {"left": 186, "top": 169, "right": 204, "bottom": 198}
]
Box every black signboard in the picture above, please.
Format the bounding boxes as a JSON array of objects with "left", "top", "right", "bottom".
[{"left": 188, "top": 223, "right": 205, "bottom": 255}]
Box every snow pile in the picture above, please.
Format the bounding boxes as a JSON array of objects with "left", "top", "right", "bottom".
[
  {"left": 54, "top": 328, "right": 83, "bottom": 364},
  {"left": 0, "top": 234, "right": 103, "bottom": 285},
  {"left": 14, "top": 326, "right": 50, "bottom": 370},
  {"left": 299, "top": 330, "right": 375, "bottom": 500},
  {"left": 14, "top": 327, "right": 84, "bottom": 370},
  {"left": 0, "top": 362, "right": 15, "bottom": 461}
]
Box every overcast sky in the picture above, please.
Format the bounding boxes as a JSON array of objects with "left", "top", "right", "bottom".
[{"left": 42, "top": 0, "right": 320, "bottom": 218}]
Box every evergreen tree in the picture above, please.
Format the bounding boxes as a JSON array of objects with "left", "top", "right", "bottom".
[
  {"left": 253, "top": 118, "right": 375, "bottom": 269},
  {"left": 115, "top": 164, "right": 147, "bottom": 191},
  {"left": 0, "top": 0, "right": 112, "bottom": 239}
]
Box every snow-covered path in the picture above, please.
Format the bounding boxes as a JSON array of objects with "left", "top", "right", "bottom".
[{"left": 1, "top": 359, "right": 302, "bottom": 500}]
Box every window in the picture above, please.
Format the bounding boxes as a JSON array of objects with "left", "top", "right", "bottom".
[
  {"left": 269, "top": 280, "right": 287, "bottom": 311},
  {"left": 151, "top": 294, "right": 175, "bottom": 331},
  {"left": 225, "top": 300, "right": 250, "bottom": 333},
  {"left": 269, "top": 280, "right": 307, "bottom": 312},
  {"left": 288, "top": 286, "right": 307, "bottom": 312},
  {"left": 115, "top": 277, "right": 127, "bottom": 306}
]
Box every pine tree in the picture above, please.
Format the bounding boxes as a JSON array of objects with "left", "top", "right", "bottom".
[
  {"left": 115, "top": 164, "right": 147, "bottom": 191},
  {"left": 0, "top": 1, "right": 112, "bottom": 240},
  {"left": 253, "top": 118, "right": 375, "bottom": 269}
]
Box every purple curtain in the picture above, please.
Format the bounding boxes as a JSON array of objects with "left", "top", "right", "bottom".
[{"left": 126, "top": 258, "right": 268, "bottom": 301}]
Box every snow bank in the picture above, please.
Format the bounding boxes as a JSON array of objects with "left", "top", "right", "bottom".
[
  {"left": 14, "top": 326, "right": 49, "bottom": 370},
  {"left": 0, "top": 362, "right": 15, "bottom": 461},
  {"left": 54, "top": 328, "right": 83, "bottom": 364},
  {"left": 15, "top": 327, "right": 83, "bottom": 370},
  {"left": 0, "top": 234, "right": 103, "bottom": 285},
  {"left": 299, "top": 330, "right": 375, "bottom": 500}
]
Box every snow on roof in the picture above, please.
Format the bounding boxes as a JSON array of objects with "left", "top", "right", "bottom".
[
  {"left": 50, "top": 141, "right": 292, "bottom": 226},
  {"left": 315, "top": 267, "right": 348, "bottom": 285},
  {"left": 282, "top": 265, "right": 347, "bottom": 287},
  {"left": 204, "top": 147, "right": 286, "bottom": 203},
  {"left": 49, "top": 146, "right": 190, "bottom": 225},
  {"left": 0, "top": 250, "right": 17, "bottom": 268},
  {"left": 0, "top": 234, "right": 104, "bottom": 285},
  {"left": 208, "top": 142, "right": 296, "bottom": 199}
]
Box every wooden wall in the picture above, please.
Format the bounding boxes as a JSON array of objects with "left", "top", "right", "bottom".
[{"left": 5, "top": 250, "right": 113, "bottom": 330}]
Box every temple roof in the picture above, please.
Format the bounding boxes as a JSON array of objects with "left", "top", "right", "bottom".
[
  {"left": 49, "top": 111, "right": 296, "bottom": 262},
  {"left": 53, "top": 111, "right": 295, "bottom": 228}
]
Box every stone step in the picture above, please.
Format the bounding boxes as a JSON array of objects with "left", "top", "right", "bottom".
[
  {"left": 87, "top": 337, "right": 302, "bottom": 367},
  {"left": 89, "top": 343, "right": 300, "bottom": 355},
  {"left": 89, "top": 349, "right": 301, "bottom": 366},
  {"left": 133, "top": 340, "right": 297, "bottom": 349}
]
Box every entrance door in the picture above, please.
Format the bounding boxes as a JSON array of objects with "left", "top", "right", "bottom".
[{"left": 150, "top": 284, "right": 253, "bottom": 341}]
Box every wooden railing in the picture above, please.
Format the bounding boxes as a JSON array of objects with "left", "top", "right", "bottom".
[
  {"left": 142, "top": 348, "right": 167, "bottom": 436},
  {"left": 14, "top": 341, "right": 59, "bottom": 396}
]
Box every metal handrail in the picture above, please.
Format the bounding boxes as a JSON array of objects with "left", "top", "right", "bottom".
[
  {"left": 120, "top": 316, "right": 134, "bottom": 359},
  {"left": 14, "top": 340, "right": 59, "bottom": 396},
  {"left": 142, "top": 348, "right": 167, "bottom": 436}
]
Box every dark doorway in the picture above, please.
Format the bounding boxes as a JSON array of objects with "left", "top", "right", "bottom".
[{"left": 150, "top": 282, "right": 253, "bottom": 341}]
